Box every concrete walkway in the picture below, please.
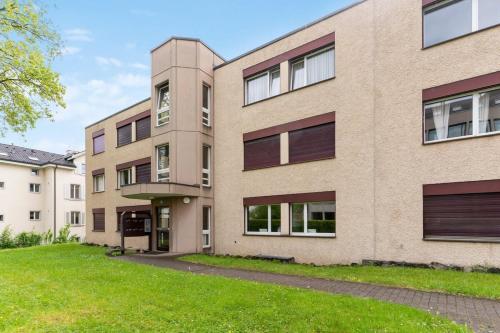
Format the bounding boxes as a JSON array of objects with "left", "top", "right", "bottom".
[{"left": 117, "top": 255, "right": 500, "bottom": 333}]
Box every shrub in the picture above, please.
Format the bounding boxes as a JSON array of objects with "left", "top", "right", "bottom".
[
  {"left": 42, "top": 230, "right": 53, "bottom": 245},
  {"left": 0, "top": 227, "right": 16, "bottom": 249},
  {"left": 54, "top": 224, "right": 77, "bottom": 244},
  {"left": 15, "top": 232, "right": 43, "bottom": 248}
]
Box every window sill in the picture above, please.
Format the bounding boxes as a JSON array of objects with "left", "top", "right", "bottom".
[
  {"left": 243, "top": 233, "right": 336, "bottom": 239},
  {"left": 92, "top": 230, "right": 105, "bottom": 232},
  {"left": 423, "top": 236, "right": 500, "bottom": 243},
  {"left": 242, "top": 77, "right": 335, "bottom": 108},
  {"left": 92, "top": 191, "right": 105, "bottom": 194},
  {"left": 92, "top": 152, "right": 104, "bottom": 156},
  {"left": 422, "top": 23, "right": 500, "bottom": 50},
  {"left": 291, "top": 233, "right": 336, "bottom": 238},
  {"left": 423, "top": 130, "right": 500, "bottom": 145},
  {"left": 66, "top": 198, "right": 83, "bottom": 201},
  {"left": 69, "top": 224, "right": 86, "bottom": 228},
  {"left": 244, "top": 232, "right": 281, "bottom": 236}
]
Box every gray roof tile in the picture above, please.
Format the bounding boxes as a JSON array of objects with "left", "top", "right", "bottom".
[{"left": 0, "top": 143, "right": 76, "bottom": 168}]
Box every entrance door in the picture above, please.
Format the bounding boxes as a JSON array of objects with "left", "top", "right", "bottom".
[{"left": 157, "top": 207, "right": 170, "bottom": 251}]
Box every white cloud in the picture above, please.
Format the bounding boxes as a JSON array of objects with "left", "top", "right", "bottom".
[
  {"left": 64, "top": 28, "right": 93, "bottom": 42},
  {"left": 95, "top": 56, "right": 122, "bottom": 67},
  {"left": 130, "top": 62, "right": 148, "bottom": 70},
  {"left": 60, "top": 46, "right": 81, "bottom": 56}
]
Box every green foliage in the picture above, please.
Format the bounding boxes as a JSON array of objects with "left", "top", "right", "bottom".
[
  {"left": 54, "top": 223, "right": 77, "bottom": 244},
  {"left": 181, "top": 254, "right": 500, "bottom": 300},
  {"left": 14, "top": 231, "right": 42, "bottom": 247},
  {"left": 41, "top": 229, "right": 53, "bottom": 245},
  {"left": 0, "top": 0, "right": 65, "bottom": 135},
  {"left": 0, "top": 226, "right": 15, "bottom": 248},
  {"left": 0, "top": 244, "right": 468, "bottom": 332}
]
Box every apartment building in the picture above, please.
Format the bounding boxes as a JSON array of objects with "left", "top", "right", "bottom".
[
  {"left": 86, "top": 0, "right": 500, "bottom": 266},
  {"left": 0, "top": 144, "right": 86, "bottom": 240}
]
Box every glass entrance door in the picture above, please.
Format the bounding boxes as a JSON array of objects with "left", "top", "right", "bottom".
[{"left": 157, "top": 207, "right": 170, "bottom": 251}]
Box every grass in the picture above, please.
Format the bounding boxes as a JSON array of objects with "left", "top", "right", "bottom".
[
  {"left": 0, "top": 245, "right": 469, "bottom": 332},
  {"left": 179, "top": 254, "right": 500, "bottom": 300}
]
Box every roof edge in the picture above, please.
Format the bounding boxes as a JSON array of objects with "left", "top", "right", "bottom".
[
  {"left": 214, "top": 0, "right": 366, "bottom": 70},
  {"left": 150, "top": 36, "right": 226, "bottom": 62},
  {"left": 85, "top": 97, "right": 151, "bottom": 129}
]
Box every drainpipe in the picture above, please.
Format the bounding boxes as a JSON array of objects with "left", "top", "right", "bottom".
[{"left": 53, "top": 165, "right": 58, "bottom": 241}]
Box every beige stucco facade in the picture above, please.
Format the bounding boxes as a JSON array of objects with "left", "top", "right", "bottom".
[{"left": 85, "top": 0, "right": 500, "bottom": 266}]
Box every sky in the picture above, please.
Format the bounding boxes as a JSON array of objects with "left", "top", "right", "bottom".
[{"left": 3, "top": 0, "right": 355, "bottom": 154}]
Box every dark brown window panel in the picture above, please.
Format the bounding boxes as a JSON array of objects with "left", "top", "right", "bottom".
[
  {"left": 244, "top": 191, "right": 336, "bottom": 205},
  {"left": 135, "top": 163, "right": 151, "bottom": 184},
  {"left": 93, "top": 134, "right": 105, "bottom": 154},
  {"left": 244, "top": 135, "right": 280, "bottom": 170},
  {"left": 92, "top": 168, "right": 105, "bottom": 176},
  {"left": 116, "top": 157, "right": 151, "bottom": 171},
  {"left": 117, "top": 124, "right": 132, "bottom": 147},
  {"left": 136, "top": 116, "right": 151, "bottom": 141},
  {"left": 116, "top": 110, "right": 151, "bottom": 128},
  {"left": 424, "top": 192, "right": 500, "bottom": 238},
  {"left": 93, "top": 212, "right": 105, "bottom": 231},
  {"left": 289, "top": 122, "right": 335, "bottom": 164}
]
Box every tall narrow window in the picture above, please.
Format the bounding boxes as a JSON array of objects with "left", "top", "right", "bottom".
[
  {"left": 0, "top": 181, "right": 4, "bottom": 189},
  {"left": 93, "top": 211, "right": 105, "bottom": 231},
  {"left": 290, "top": 46, "right": 334, "bottom": 90},
  {"left": 93, "top": 134, "right": 105, "bottom": 154},
  {"left": 70, "top": 184, "right": 81, "bottom": 199},
  {"left": 291, "top": 201, "right": 336, "bottom": 236},
  {"left": 245, "top": 68, "right": 280, "bottom": 104},
  {"left": 202, "top": 206, "right": 211, "bottom": 248},
  {"left": 117, "top": 124, "right": 132, "bottom": 146},
  {"left": 157, "top": 144, "right": 170, "bottom": 182},
  {"left": 67, "top": 211, "right": 83, "bottom": 226},
  {"left": 93, "top": 174, "right": 105, "bottom": 192},
  {"left": 117, "top": 168, "right": 132, "bottom": 188},
  {"left": 157, "top": 83, "right": 170, "bottom": 126},
  {"left": 135, "top": 163, "right": 151, "bottom": 184},
  {"left": 202, "top": 145, "right": 211, "bottom": 187},
  {"left": 202, "top": 84, "right": 211, "bottom": 127},
  {"left": 136, "top": 116, "right": 151, "bottom": 140}
]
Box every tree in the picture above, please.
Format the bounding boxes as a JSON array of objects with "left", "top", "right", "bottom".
[{"left": 0, "top": 0, "right": 65, "bottom": 135}]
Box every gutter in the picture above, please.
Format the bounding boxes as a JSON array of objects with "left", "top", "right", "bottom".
[{"left": 53, "top": 165, "right": 57, "bottom": 241}]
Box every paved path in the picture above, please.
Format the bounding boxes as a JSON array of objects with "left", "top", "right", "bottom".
[{"left": 117, "top": 255, "right": 500, "bottom": 333}]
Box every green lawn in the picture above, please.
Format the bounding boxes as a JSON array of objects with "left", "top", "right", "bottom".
[
  {"left": 180, "top": 254, "right": 500, "bottom": 300},
  {"left": 0, "top": 245, "right": 469, "bottom": 332}
]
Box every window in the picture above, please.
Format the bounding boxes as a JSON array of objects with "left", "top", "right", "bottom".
[
  {"left": 245, "top": 68, "right": 280, "bottom": 104},
  {"left": 0, "top": 214, "right": 3, "bottom": 222},
  {"left": 290, "top": 46, "right": 334, "bottom": 90},
  {"left": 117, "top": 168, "right": 132, "bottom": 188},
  {"left": 117, "top": 124, "right": 132, "bottom": 146},
  {"left": 135, "top": 163, "right": 151, "bottom": 184},
  {"left": 0, "top": 181, "right": 4, "bottom": 189},
  {"left": 289, "top": 123, "right": 335, "bottom": 164},
  {"left": 136, "top": 116, "right": 151, "bottom": 140},
  {"left": 157, "top": 83, "right": 170, "bottom": 126},
  {"left": 244, "top": 135, "right": 281, "bottom": 170},
  {"left": 31, "top": 169, "right": 39, "bottom": 176},
  {"left": 93, "top": 174, "right": 105, "bottom": 192},
  {"left": 290, "top": 201, "right": 336, "bottom": 236},
  {"left": 245, "top": 204, "right": 281, "bottom": 234},
  {"left": 93, "top": 212, "right": 105, "bottom": 231},
  {"left": 157, "top": 144, "right": 170, "bottom": 182},
  {"left": 93, "top": 134, "right": 105, "bottom": 154},
  {"left": 77, "top": 163, "right": 86, "bottom": 175},
  {"left": 202, "top": 145, "right": 211, "bottom": 187},
  {"left": 202, "top": 206, "right": 211, "bottom": 248},
  {"left": 70, "top": 184, "right": 81, "bottom": 199},
  {"left": 423, "top": 0, "right": 500, "bottom": 47},
  {"left": 67, "top": 211, "right": 84, "bottom": 226},
  {"left": 202, "top": 84, "right": 211, "bottom": 127},
  {"left": 29, "top": 211, "right": 41, "bottom": 221},
  {"left": 29, "top": 183, "right": 41, "bottom": 193},
  {"left": 424, "top": 87, "right": 500, "bottom": 142}
]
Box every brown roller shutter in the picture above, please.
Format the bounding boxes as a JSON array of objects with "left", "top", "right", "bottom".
[
  {"left": 93, "top": 135, "right": 105, "bottom": 154},
  {"left": 244, "top": 135, "right": 280, "bottom": 170},
  {"left": 289, "top": 122, "right": 335, "bottom": 164},
  {"left": 117, "top": 124, "right": 132, "bottom": 146},
  {"left": 423, "top": 193, "right": 500, "bottom": 238},
  {"left": 135, "top": 163, "right": 151, "bottom": 184},
  {"left": 136, "top": 116, "right": 151, "bottom": 141},
  {"left": 93, "top": 212, "right": 105, "bottom": 231}
]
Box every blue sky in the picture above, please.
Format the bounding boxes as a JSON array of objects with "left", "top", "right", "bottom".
[{"left": 3, "top": 0, "right": 354, "bottom": 153}]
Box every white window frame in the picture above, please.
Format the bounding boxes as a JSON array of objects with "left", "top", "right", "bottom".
[
  {"left": 245, "top": 204, "right": 281, "bottom": 235},
  {"left": 70, "top": 184, "right": 81, "bottom": 199},
  {"left": 202, "top": 84, "right": 211, "bottom": 127},
  {"left": 202, "top": 206, "right": 211, "bottom": 248},
  {"left": 93, "top": 174, "right": 105, "bottom": 193},
  {"left": 202, "top": 145, "right": 211, "bottom": 187},
  {"left": 156, "top": 83, "right": 170, "bottom": 126},
  {"left": 290, "top": 46, "right": 335, "bottom": 90},
  {"left": 31, "top": 169, "right": 39, "bottom": 176},
  {"left": 29, "top": 183, "right": 41, "bottom": 193},
  {"left": 245, "top": 68, "right": 280, "bottom": 105},
  {"left": 117, "top": 168, "right": 132, "bottom": 188},
  {"left": 68, "top": 211, "right": 84, "bottom": 226},
  {"left": 29, "top": 211, "right": 41, "bottom": 221},
  {"left": 290, "top": 202, "right": 336, "bottom": 237},
  {"left": 156, "top": 144, "right": 170, "bottom": 182},
  {"left": 424, "top": 85, "right": 500, "bottom": 143}
]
